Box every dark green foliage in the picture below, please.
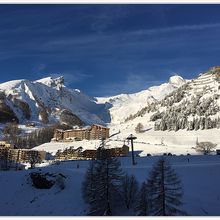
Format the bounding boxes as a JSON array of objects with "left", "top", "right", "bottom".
[
  {"left": 135, "top": 182, "right": 150, "bottom": 216},
  {"left": 150, "top": 111, "right": 165, "bottom": 121},
  {"left": 147, "top": 158, "right": 186, "bottom": 216},
  {"left": 82, "top": 144, "right": 124, "bottom": 216},
  {"left": 135, "top": 123, "right": 144, "bottom": 133},
  {"left": 153, "top": 87, "right": 220, "bottom": 131},
  {"left": 124, "top": 102, "right": 157, "bottom": 122},
  {"left": 121, "top": 174, "right": 139, "bottom": 209},
  {"left": 13, "top": 125, "right": 59, "bottom": 149},
  {"left": 3, "top": 121, "right": 21, "bottom": 145},
  {"left": 82, "top": 160, "right": 96, "bottom": 204}
]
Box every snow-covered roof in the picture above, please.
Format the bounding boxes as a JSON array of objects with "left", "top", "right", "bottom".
[
  {"left": 56, "top": 129, "right": 64, "bottom": 132},
  {"left": 92, "top": 124, "right": 109, "bottom": 129}
]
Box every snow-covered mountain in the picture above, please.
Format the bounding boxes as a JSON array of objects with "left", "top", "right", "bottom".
[
  {"left": 34, "top": 68, "right": 220, "bottom": 156},
  {"left": 149, "top": 67, "right": 220, "bottom": 131},
  {"left": 96, "top": 75, "right": 186, "bottom": 124},
  {"left": 101, "top": 67, "right": 220, "bottom": 130},
  {"left": 0, "top": 76, "right": 110, "bottom": 126},
  {"left": 1, "top": 66, "right": 219, "bottom": 133}
]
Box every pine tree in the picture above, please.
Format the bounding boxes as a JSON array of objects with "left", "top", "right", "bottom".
[
  {"left": 121, "top": 174, "right": 139, "bottom": 209},
  {"left": 135, "top": 182, "right": 150, "bottom": 216},
  {"left": 135, "top": 123, "right": 144, "bottom": 133},
  {"left": 3, "top": 121, "right": 21, "bottom": 145},
  {"left": 82, "top": 140, "right": 124, "bottom": 216},
  {"left": 81, "top": 160, "right": 96, "bottom": 204},
  {"left": 147, "top": 158, "right": 186, "bottom": 216}
]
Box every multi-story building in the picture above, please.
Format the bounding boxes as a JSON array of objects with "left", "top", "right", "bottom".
[
  {"left": 0, "top": 143, "right": 46, "bottom": 164},
  {"left": 97, "top": 145, "right": 129, "bottom": 159},
  {"left": 53, "top": 129, "right": 65, "bottom": 141},
  {"left": 53, "top": 124, "right": 110, "bottom": 141},
  {"left": 89, "top": 124, "right": 110, "bottom": 140},
  {"left": 55, "top": 147, "right": 83, "bottom": 160},
  {"left": 55, "top": 144, "right": 129, "bottom": 161},
  {"left": 0, "top": 141, "right": 13, "bottom": 148},
  {"left": 63, "top": 128, "right": 90, "bottom": 141}
]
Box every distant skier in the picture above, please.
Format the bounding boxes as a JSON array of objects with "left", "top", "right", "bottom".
[
  {"left": 187, "top": 158, "right": 189, "bottom": 163},
  {"left": 77, "top": 163, "right": 79, "bottom": 169}
]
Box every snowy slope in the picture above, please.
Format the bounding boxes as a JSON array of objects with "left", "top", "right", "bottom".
[
  {"left": 35, "top": 121, "right": 220, "bottom": 157},
  {"left": 0, "top": 76, "right": 110, "bottom": 125},
  {"left": 0, "top": 156, "right": 220, "bottom": 215},
  {"left": 150, "top": 67, "right": 220, "bottom": 131},
  {"left": 34, "top": 69, "right": 220, "bottom": 156},
  {"left": 96, "top": 75, "right": 186, "bottom": 124}
]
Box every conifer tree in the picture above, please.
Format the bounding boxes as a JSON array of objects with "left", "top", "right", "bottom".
[
  {"left": 121, "top": 174, "right": 139, "bottom": 209},
  {"left": 147, "top": 158, "right": 186, "bottom": 216},
  {"left": 81, "top": 160, "right": 96, "bottom": 204},
  {"left": 135, "top": 123, "right": 144, "bottom": 133},
  {"left": 135, "top": 182, "right": 150, "bottom": 216},
  {"left": 82, "top": 139, "right": 124, "bottom": 216}
]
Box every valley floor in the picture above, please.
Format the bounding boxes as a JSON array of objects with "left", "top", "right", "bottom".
[
  {"left": 35, "top": 128, "right": 220, "bottom": 156},
  {"left": 0, "top": 155, "right": 220, "bottom": 216}
]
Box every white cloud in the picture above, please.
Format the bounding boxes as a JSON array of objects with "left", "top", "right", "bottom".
[
  {"left": 32, "top": 63, "right": 47, "bottom": 73},
  {"left": 131, "top": 23, "right": 220, "bottom": 36},
  {"left": 96, "top": 73, "right": 163, "bottom": 96}
]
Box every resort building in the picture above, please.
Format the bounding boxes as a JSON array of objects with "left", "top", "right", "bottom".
[
  {"left": 53, "top": 124, "right": 110, "bottom": 141},
  {"left": 55, "top": 144, "right": 129, "bottom": 161}
]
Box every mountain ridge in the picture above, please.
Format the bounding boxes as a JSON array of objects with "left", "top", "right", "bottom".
[
  {"left": 96, "top": 75, "right": 186, "bottom": 124},
  {"left": 120, "top": 67, "right": 220, "bottom": 131},
  {"left": 0, "top": 76, "right": 110, "bottom": 126},
  {"left": 0, "top": 67, "right": 219, "bottom": 133}
]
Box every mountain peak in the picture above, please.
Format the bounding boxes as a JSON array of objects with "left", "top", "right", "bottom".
[
  {"left": 169, "top": 75, "right": 185, "bottom": 86},
  {"left": 35, "top": 76, "right": 64, "bottom": 88},
  {"left": 0, "top": 75, "right": 110, "bottom": 125}
]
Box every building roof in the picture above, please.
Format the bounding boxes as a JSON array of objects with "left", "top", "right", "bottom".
[
  {"left": 65, "top": 128, "right": 87, "bottom": 132},
  {"left": 92, "top": 124, "right": 109, "bottom": 129},
  {"left": 56, "top": 129, "right": 64, "bottom": 132},
  {"left": 63, "top": 124, "right": 109, "bottom": 132}
]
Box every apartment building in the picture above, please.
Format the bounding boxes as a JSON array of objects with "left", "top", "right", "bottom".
[
  {"left": 0, "top": 143, "right": 46, "bottom": 163},
  {"left": 55, "top": 144, "right": 129, "bottom": 161},
  {"left": 53, "top": 124, "right": 110, "bottom": 141}
]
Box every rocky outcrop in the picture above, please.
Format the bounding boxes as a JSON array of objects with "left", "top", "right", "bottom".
[
  {"left": 13, "top": 98, "right": 31, "bottom": 120},
  {"left": 0, "top": 91, "right": 18, "bottom": 123},
  {"left": 60, "top": 109, "right": 84, "bottom": 127}
]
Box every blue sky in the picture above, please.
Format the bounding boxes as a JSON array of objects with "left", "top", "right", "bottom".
[{"left": 0, "top": 4, "right": 220, "bottom": 96}]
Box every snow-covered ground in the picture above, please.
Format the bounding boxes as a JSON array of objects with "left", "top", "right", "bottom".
[
  {"left": 1, "top": 71, "right": 220, "bottom": 216},
  {"left": 0, "top": 155, "right": 220, "bottom": 216},
  {"left": 34, "top": 111, "right": 220, "bottom": 156},
  {"left": 108, "top": 114, "right": 220, "bottom": 156}
]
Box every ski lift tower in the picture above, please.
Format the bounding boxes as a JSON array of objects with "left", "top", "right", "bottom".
[{"left": 127, "top": 134, "right": 137, "bottom": 165}]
